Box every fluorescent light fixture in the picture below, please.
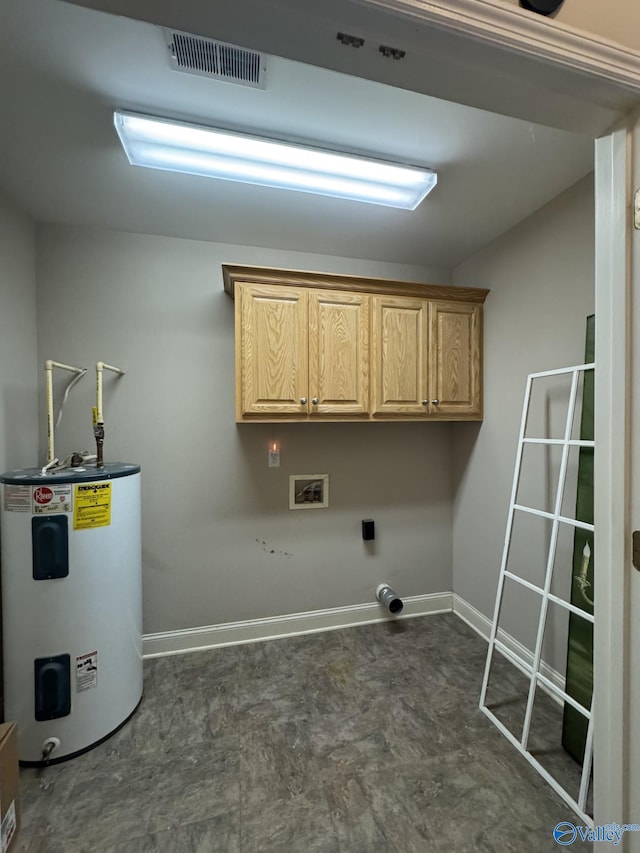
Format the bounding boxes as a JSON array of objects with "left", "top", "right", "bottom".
[{"left": 113, "top": 109, "right": 437, "bottom": 210}]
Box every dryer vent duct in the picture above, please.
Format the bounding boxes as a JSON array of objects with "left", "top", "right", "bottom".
[
  {"left": 164, "top": 29, "right": 267, "bottom": 89},
  {"left": 376, "top": 583, "right": 404, "bottom": 615}
]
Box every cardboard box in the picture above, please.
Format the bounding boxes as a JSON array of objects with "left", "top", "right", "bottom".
[{"left": 0, "top": 723, "right": 19, "bottom": 853}]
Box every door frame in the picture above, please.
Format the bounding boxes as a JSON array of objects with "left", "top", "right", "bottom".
[{"left": 593, "top": 121, "right": 632, "bottom": 831}]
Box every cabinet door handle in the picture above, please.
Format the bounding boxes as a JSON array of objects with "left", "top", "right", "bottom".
[
  {"left": 312, "top": 397, "right": 319, "bottom": 405},
  {"left": 432, "top": 399, "right": 440, "bottom": 405},
  {"left": 300, "top": 397, "right": 307, "bottom": 405},
  {"left": 421, "top": 400, "right": 429, "bottom": 405}
]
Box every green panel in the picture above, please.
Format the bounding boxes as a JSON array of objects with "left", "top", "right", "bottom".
[{"left": 561, "top": 315, "right": 594, "bottom": 764}]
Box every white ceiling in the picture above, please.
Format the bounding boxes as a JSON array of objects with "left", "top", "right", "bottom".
[{"left": 0, "top": 0, "right": 594, "bottom": 269}]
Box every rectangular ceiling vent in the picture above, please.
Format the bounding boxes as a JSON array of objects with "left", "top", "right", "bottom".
[{"left": 164, "top": 29, "right": 267, "bottom": 89}]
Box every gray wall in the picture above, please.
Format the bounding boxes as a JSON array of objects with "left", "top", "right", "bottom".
[
  {"left": 11, "top": 176, "right": 594, "bottom": 651},
  {"left": 451, "top": 175, "right": 595, "bottom": 669},
  {"left": 0, "top": 190, "right": 38, "bottom": 473},
  {"left": 36, "top": 226, "right": 453, "bottom": 634}
]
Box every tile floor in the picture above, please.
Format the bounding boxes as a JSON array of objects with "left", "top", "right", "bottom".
[{"left": 15, "top": 614, "right": 591, "bottom": 852}]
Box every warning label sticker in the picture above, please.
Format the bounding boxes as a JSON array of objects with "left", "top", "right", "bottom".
[
  {"left": 32, "top": 483, "right": 73, "bottom": 515},
  {"left": 73, "top": 482, "right": 111, "bottom": 530},
  {"left": 76, "top": 650, "right": 98, "bottom": 692},
  {"left": 3, "top": 484, "right": 31, "bottom": 512}
]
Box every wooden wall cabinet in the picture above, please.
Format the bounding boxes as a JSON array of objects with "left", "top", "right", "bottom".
[
  {"left": 238, "top": 283, "right": 308, "bottom": 418},
  {"left": 371, "top": 297, "right": 482, "bottom": 419},
  {"left": 309, "top": 289, "right": 370, "bottom": 417},
  {"left": 430, "top": 301, "right": 482, "bottom": 419},
  {"left": 372, "top": 294, "right": 430, "bottom": 416},
  {"left": 236, "top": 283, "right": 369, "bottom": 419},
  {"left": 223, "top": 265, "right": 488, "bottom": 423}
]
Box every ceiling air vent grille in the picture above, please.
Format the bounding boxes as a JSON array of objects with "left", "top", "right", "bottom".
[{"left": 164, "top": 29, "right": 267, "bottom": 89}]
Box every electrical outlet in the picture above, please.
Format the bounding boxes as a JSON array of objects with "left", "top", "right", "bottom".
[{"left": 268, "top": 448, "right": 280, "bottom": 467}]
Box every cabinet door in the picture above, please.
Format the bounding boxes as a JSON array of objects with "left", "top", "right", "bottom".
[
  {"left": 430, "top": 301, "right": 482, "bottom": 419},
  {"left": 237, "top": 283, "right": 308, "bottom": 418},
  {"left": 308, "top": 290, "right": 370, "bottom": 416},
  {"left": 371, "top": 295, "right": 429, "bottom": 416}
]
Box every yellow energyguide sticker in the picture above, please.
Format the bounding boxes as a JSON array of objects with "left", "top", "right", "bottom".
[{"left": 73, "top": 482, "right": 112, "bottom": 530}]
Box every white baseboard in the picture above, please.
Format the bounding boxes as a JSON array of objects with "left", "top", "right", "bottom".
[
  {"left": 452, "top": 593, "right": 495, "bottom": 641},
  {"left": 143, "top": 591, "right": 453, "bottom": 658},
  {"left": 143, "top": 592, "right": 567, "bottom": 703},
  {"left": 452, "top": 594, "right": 565, "bottom": 703}
]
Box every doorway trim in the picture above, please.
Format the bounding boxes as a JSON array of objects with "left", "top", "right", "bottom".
[{"left": 593, "top": 120, "right": 633, "bottom": 830}]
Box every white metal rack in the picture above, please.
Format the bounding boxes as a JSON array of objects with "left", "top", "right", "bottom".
[{"left": 479, "top": 362, "right": 595, "bottom": 827}]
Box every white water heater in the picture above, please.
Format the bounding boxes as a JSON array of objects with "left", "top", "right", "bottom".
[{"left": 0, "top": 463, "right": 142, "bottom": 764}]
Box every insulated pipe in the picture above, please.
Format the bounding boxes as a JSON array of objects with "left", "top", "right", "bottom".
[
  {"left": 94, "top": 361, "right": 126, "bottom": 468},
  {"left": 95, "top": 361, "right": 126, "bottom": 425},
  {"left": 44, "top": 360, "right": 86, "bottom": 466},
  {"left": 376, "top": 583, "right": 404, "bottom": 615}
]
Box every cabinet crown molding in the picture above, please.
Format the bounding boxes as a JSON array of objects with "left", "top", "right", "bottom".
[{"left": 222, "top": 264, "right": 489, "bottom": 304}]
